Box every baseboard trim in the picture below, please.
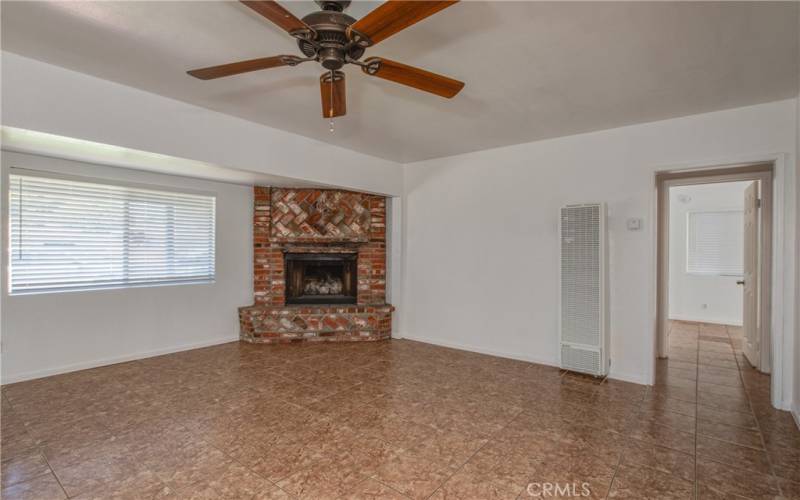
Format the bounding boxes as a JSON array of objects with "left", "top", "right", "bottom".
[
  {"left": 668, "top": 314, "right": 742, "bottom": 327},
  {"left": 401, "top": 334, "right": 558, "bottom": 368},
  {"left": 401, "top": 334, "right": 648, "bottom": 385},
  {"left": 792, "top": 402, "right": 800, "bottom": 431},
  {"left": 607, "top": 369, "right": 649, "bottom": 385},
  {"left": 1, "top": 336, "right": 238, "bottom": 384}
]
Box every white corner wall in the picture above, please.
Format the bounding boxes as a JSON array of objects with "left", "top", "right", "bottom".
[
  {"left": 402, "top": 99, "right": 797, "bottom": 411},
  {"left": 0, "top": 52, "right": 403, "bottom": 196},
  {"left": 1, "top": 152, "right": 253, "bottom": 383},
  {"left": 795, "top": 9, "right": 800, "bottom": 424},
  {"left": 668, "top": 182, "right": 750, "bottom": 326}
]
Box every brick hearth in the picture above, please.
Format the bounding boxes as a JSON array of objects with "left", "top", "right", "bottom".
[{"left": 239, "top": 186, "right": 393, "bottom": 343}]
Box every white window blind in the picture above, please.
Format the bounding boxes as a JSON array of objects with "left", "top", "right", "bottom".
[
  {"left": 686, "top": 210, "right": 743, "bottom": 276},
  {"left": 9, "top": 173, "right": 215, "bottom": 294}
]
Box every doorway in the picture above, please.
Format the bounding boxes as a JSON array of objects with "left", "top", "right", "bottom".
[{"left": 656, "top": 163, "right": 773, "bottom": 371}]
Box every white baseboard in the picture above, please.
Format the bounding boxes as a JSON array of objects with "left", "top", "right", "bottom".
[
  {"left": 401, "top": 334, "right": 648, "bottom": 386},
  {"left": 1, "top": 336, "right": 238, "bottom": 384},
  {"left": 607, "top": 368, "right": 649, "bottom": 385},
  {"left": 402, "top": 334, "right": 558, "bottom": 368},
  {"left": 668, "top": 314, "right": 742, "bottom": 327}
]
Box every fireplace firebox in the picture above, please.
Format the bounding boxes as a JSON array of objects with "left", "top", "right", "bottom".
[{"left": 284, "top": 253, "right": 357, "bottom": 305}]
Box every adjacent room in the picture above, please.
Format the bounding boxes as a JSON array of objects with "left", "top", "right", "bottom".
[{"left": 1, "top": 1, "right": 799, "bottom": 499}]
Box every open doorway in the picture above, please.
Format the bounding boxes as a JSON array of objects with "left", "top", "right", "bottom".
[
  {"left": 649, "top": 164, "right": 788, "bottom": 491},
  {"left": 653, "top": 162, "right": 780, "bottom": 419},
  {"left": 667, "top": 181, "right": 753, "bottom": 362},
  {"left": 656, "top": 164, "right": 773, "bottom": 372}
]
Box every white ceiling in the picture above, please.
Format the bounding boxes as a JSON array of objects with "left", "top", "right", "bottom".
[{"left": 2, "top": 1, "right": 798, "bottom": 163}]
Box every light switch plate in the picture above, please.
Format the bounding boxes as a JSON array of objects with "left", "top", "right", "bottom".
[{"left": 626, "top": 218, "right": 642, "bottom": 231}]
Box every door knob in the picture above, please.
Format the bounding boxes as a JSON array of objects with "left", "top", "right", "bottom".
[{"left": 736, "top": 280, "right": 745, "bottom": 285}]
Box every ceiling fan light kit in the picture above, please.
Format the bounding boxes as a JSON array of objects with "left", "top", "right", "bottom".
[{"left": 187, "top": 0, "right": 464, "bottom": 122}]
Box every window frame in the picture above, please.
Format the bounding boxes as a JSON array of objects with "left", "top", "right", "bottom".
[{"left": 7, "top": 167, "right": 217, "bottom": 295}]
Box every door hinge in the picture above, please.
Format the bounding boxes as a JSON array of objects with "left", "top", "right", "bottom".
[{"left": 756, "top": 198, "right": 762, "bottom": 208}]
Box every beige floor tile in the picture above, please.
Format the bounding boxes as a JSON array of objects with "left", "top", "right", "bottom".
[
  {"left": 0, "top": 449, "right": 51, "bottom": 488},
  {"left": 620, "top": 439, "right": 695, "bottom": 482},
  {"left": 697, "top": 419, "right": 764, "bottom": 449},
  {"left": 370, "top": 449, "right": 456, "bottom": 499},
  {"left": 695, "top": 435, "right": 771, "bottom": 474},
  {"left": 697, "top": 457, "right": 781, "bottom": 500},
  {"left": 607, "top": 464, "right": 694, "bottom": 499},
  {"left": 1, "top": 472, "right": 67, "bottom": 500},
  {"left": 0, "top": 323, "right": 796, "bottom": 500},
  {"left": 697, "top": 404, "right": 757, "bottom": 430},
  {"left": 342, "top": 478, "right": 409, "bottom": 499},
  {"left": 429, "top": 468, "right": 522, "bottom": 500}
]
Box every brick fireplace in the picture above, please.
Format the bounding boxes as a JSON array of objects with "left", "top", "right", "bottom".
[{"left": 238, "top": 187, "right": 393, "bottom": 343}]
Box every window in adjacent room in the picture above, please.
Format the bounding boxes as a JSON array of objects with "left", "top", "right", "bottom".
[
  {"left": 8, "top": 172, "right": 215, "bottom": 294},
  {"left": 686, "top": 209, "right": 744, "bottom": 276}
]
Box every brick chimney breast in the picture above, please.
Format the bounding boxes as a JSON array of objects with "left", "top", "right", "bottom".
[{"left": 240, "top": 186, "right": 393, "bottom": 343}]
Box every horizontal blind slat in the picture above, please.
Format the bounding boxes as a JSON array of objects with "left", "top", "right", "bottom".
[
  {"left": 9, "top": 174, "right": 216, "bottom": 294},
  {"left": 686, "top": 210, "right": 744, "bottom": 276}
]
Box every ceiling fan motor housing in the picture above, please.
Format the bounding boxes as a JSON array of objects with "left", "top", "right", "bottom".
[{"left": 299, "top": 5, "right": 363, "bottom": 70}]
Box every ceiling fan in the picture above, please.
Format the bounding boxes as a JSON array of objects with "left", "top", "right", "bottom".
[{"left": 187, "top": 0, "right": 464, "bottom": 120}]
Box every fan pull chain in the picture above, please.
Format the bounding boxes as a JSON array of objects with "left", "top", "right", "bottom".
[{"left": 329, "top": 70, "right": 335, "bottom": 133}]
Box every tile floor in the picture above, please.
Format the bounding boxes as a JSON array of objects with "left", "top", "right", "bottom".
[{"left": 1, "top": 322, "right": 798, "bottom": 499}]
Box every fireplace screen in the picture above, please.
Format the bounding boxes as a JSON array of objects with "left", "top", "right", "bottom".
[{"left": 284, "top": 253, "right": 357, "bottom": 305}]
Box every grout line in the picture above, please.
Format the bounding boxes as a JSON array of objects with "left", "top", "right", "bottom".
[
  {"left": 424, "top": 407, "right": 527, "bottom": 500},
  {"left": 1, "top": 393, "right": 71, "bottom": 499},
  {"left": 39, "top": 456, "right": 70, "bottom": 499},
  {"left": 729, "top": 324, "right": 783, "bottom": 496},
  {"left": 693, "top": 323, "right": 699, "bottom": 500},
  {"left": 662, "top": 321, "right": 703, "bottom": 498},
  {"left": 602, "top": 412, "right": 639, "bottom": 499},
  {"left": 602, "top": 361, "right": 653, "bottom": 499}
]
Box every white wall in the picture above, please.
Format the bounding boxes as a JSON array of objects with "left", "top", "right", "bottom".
[
  {"left": 402, "top": 99, "right": 797, "bottom": 411},
  {"left": 668, "top": 182, "right": 750, "bottom": 326},
  {"left": 1, "top": 52, "right": 403, "bottom": 196},
  {"left": 1, "top": 151, "right": 253, "bottom": 383},
  {"left": 795, "top": 9, "right": 800, "bottom": 424}
]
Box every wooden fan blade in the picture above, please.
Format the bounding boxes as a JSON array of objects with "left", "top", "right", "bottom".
[
  {"left": 187, "top": 55, "right": 298, "bottom": 80},
  {"left": 240, "top": 1, "right": 313, "bottom": 36},
  {"left": 361, "top": 57, "right": 463, "bottom": 98},
  {"left": 321, "top": 71, "right": 346, "bottom": 118},
  {"left": 348, "top": 1, "right": 458, "bottom": 46}
]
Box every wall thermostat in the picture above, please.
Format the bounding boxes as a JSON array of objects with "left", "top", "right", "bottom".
[{"left": 626, "top": 218, "right": 642, "bottom": 231}]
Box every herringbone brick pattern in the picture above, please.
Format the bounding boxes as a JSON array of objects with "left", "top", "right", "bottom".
[{"left": 271, "top": 189, "right": 371, "bottom": 242}]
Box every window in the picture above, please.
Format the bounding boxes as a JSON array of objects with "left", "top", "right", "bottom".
[
  {"left": 686, "top": 210, "right": 743, "bottom": 276},
  {"left": 9, "top": 173, "right": 215, "bottom": 294}
]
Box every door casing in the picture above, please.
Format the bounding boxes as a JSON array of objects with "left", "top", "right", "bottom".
[{"left": 655, "top": 163, "right": 773, "bottom": 372}]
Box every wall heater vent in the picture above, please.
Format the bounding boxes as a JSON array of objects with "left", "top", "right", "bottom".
[{"left": 559, "top": 203, "right": 609, "bottom": 377}]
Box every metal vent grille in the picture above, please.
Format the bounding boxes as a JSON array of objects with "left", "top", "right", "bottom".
[
  {"left": 560, "top": 205, "right": 600, "bottom": 346},
  {"left": 561, "top": 345, "right": 601, "bottom": 376},
  {"left": 560, "top": 203, "right": 605, "bottom": 376}
]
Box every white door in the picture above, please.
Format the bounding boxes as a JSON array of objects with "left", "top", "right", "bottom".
[{"left": 741, "top": 181, "right": 759, "bottom": 368}]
